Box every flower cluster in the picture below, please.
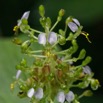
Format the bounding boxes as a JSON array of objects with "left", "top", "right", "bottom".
[{"left": 11, "top": 5, "right": 100, "bottom": 103}]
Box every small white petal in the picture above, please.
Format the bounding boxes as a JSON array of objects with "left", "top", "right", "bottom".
[
  {"left": 83, "top": 65, "right": 92, "bottom": 75},
  {"left": 65, "top": 91, "right": 75, "bottom": 102},
  {"left": 48, "top": 32, "right": 57, "bottom": 45},
  {"left": 68, "top": 22, "right": 78, "bottom": 32},
  {"left": 73, "top": 18, "right": 80, "bottom": 26},
  {"left": 17, "top": 11, "right": 30, "bottom": 26},
  {"left": 38, "top": 33, "right": 46, "bottom": 45},
  {"left": 27, "top": 88, "right": 35, "bottom": 98},
  {"left": 21, "top": 11, "right": 30, "bottom": 20},
  {"left": 16, "top": 70, "right": 22, "bottom": 79},
  {"left": 56, "top": 91, "right": 65, "bottom": 103},
  {"left": 34, "top": 88, "right": 43, "bottom": 100}
]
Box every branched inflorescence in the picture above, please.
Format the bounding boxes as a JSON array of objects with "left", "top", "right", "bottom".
[{"left": 11, "top": 5, "right": 100, "bottom": 103}]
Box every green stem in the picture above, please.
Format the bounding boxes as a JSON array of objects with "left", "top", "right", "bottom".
[
  {"left": 50, "top": 20, "right": 59, "bottom": 32},
  {"left": 28, "top": 50, "right": 43, "bottom": 54},
  {"left": 30, "top": 28, "right": 43, "bottom": 34},
  {"left": 29, "top": 54, "right": 47, "bottom": 58}
]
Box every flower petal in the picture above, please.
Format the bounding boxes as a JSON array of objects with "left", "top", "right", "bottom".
[
  {"left": 34, "top": 88, "right": 43, "bottom": 100},
  {"left": 38, "top": 33, "right": 46, "bottom": 45},
  {"left": 18, "top": 11, "right": 30, "bottom": 26},
  {"left": 48, "top": 32, "right": 57, "bottom": 45},
  {"left": 72, "top": 18, "right": 80, "bottom": 26},
  {"left": 16, "top": 70, "right": 22, "bottom": 79},
  {"left": 27, "top": 88, "right": 35, "bottom": 98},
  {"left": 83, "top": 65, "right": 92, "bottom": 75},
  {"left": 65, "top": 91, "right": 75, "bottom": 102},
  {"left": 56, "top": 91, "right": 65, "bottom": 103},
  {"left": 68, "top": 22, "right": 78, "bottom": 32},
  {"left": 21, "top": 11, "right": 30, "bottom": 20}
]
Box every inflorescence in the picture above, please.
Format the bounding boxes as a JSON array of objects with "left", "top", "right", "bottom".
[{"left": 11, "top": 5, "right": 99, "bottom": 103}]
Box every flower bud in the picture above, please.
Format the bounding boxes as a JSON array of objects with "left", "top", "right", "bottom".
[
  {"left": 90, "top": 79, "right": 99, "bottom": 90},
  {"left": 83, "top": 90, "right": 93, "bottom": 96},
  {"left": 82, "top": 56, "right": 92, "bottom": 66},
  {"left": 59, "top": 9, "right": 65, "bottom": 17},
  {"left": 39, "top": 5, "right": 45, "bottom": 17},
  {"left": 59, "top": 36, "right": 66, "bottom": 45},
  {"left": 78, "top": 49, "right": 86, "bottom": 60}
]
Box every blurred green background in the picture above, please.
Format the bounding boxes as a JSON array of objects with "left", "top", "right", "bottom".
[{"left": 0, "top": 0, "right": 103, "bottom": 103}]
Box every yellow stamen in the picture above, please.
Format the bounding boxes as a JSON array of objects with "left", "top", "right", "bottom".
[{"left": 81, "top": 31, "right": 92, "bottom": 43}]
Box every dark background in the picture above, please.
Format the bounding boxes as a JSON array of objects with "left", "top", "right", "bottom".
[{"left": 0, "top": 0, "right": 103, "bottom": 102}]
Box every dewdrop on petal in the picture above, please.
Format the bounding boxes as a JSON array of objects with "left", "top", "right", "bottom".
[
  {"left": 65, "top": 91, "right": 75, "bottom": 102},
  {"left": 56, "top": 91, "right": 65, "bottom": 103},
  {"left": 34, "top": 88, "right": 43, "bottom": 100},
  {"left": 38, "top": 33, "right": 46, "bottom": 45},
  {"left": 27, "top": 88, "right": 35, "bottom": 98},
  {"left": 48, "top": 32, "right": 57, "bottom": 45},
  {"left": 17, "top": 11, "right": 30, "bottom": 26},
  {"left": 16, "top": 70, "right": 22, "bottom": 79}
]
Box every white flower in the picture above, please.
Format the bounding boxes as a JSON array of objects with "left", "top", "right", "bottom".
[
  {"left": 48, "top": 32, "right": 57, "bottom": 44},
  {"left": 18, "top": 11, "right": 30, "bottom": 26},
  {"left": 38, "top": 32, "right": 57, "bottom": 45},
  {"left": 34, "top": 88, "right": 43, "bottom": 100},
  {"left": 16, "top": 70, "right": 22, "bottom": 79},
  {"left": 83, "top": 65, "right": 92, "bottom": 75},
  {"left": 27, "top": 88, "right": 35, "bottom": 98},
  {"left": 65, "top": 91, "right": 75, "bottom": 103},
  {"left": 68, "top": 18, "right": 80, "bottom": 32},
  {"left": 56, "top": 91, "right": 65, "bottom": 103},
  {"left": 38, "top": 33, "right": 46, "bottom": 45}
]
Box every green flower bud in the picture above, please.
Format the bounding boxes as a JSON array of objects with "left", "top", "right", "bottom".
[
  {"left": 78, "top": 81, "right": 90, "bottom": 89},
  {"left": 59, "top": 9, "right": 65, "bottom": 17},
  {"left": 46, "top": 17, "right": 51, "bottom": 29},
  {"left": 39, "top": 5, "right": 45, "bottom": 17},
  {"left": 20, "top": 59, "right": 27, "bottom": 66},
  {"left": 21, "top": 40, "right": 31, "bottom": 52},
  {"left": 90, "top": 79, "right": 100, "bottom": 90},
  {"left": 59, "top": 29, "right": 64, "bottom": 36},
  {"left": 72, "top": 40, "right": 78, "bottom": 53},
  {"left": 67, "top": 32, "right": 74, "bottom": 40},
  {"left": 12, "top": 38, "right": 22, "bottom": 45},
  {"left": 65, "top": 17, "right": 72, "bottom": 25},
  {"left": 20, "top": 24, "right": 30, "bottom": 33},
  {"left": 82, "top": 56, "right": 92, "bottom": 66},
  {"left": 78, "top": 49, "right": 86, "bottom": 60},
  {"left": 59, "top": 36, "right": 66, "bottom": 45},
  {"left": 16, "top": 64, "right": 21, "bottom": 70},
  {"left": 22, "top": 18, "right": 28, "bottom": 25},
  {"left": 82, "top": 90, "right": 93, "bottom": 97}
]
